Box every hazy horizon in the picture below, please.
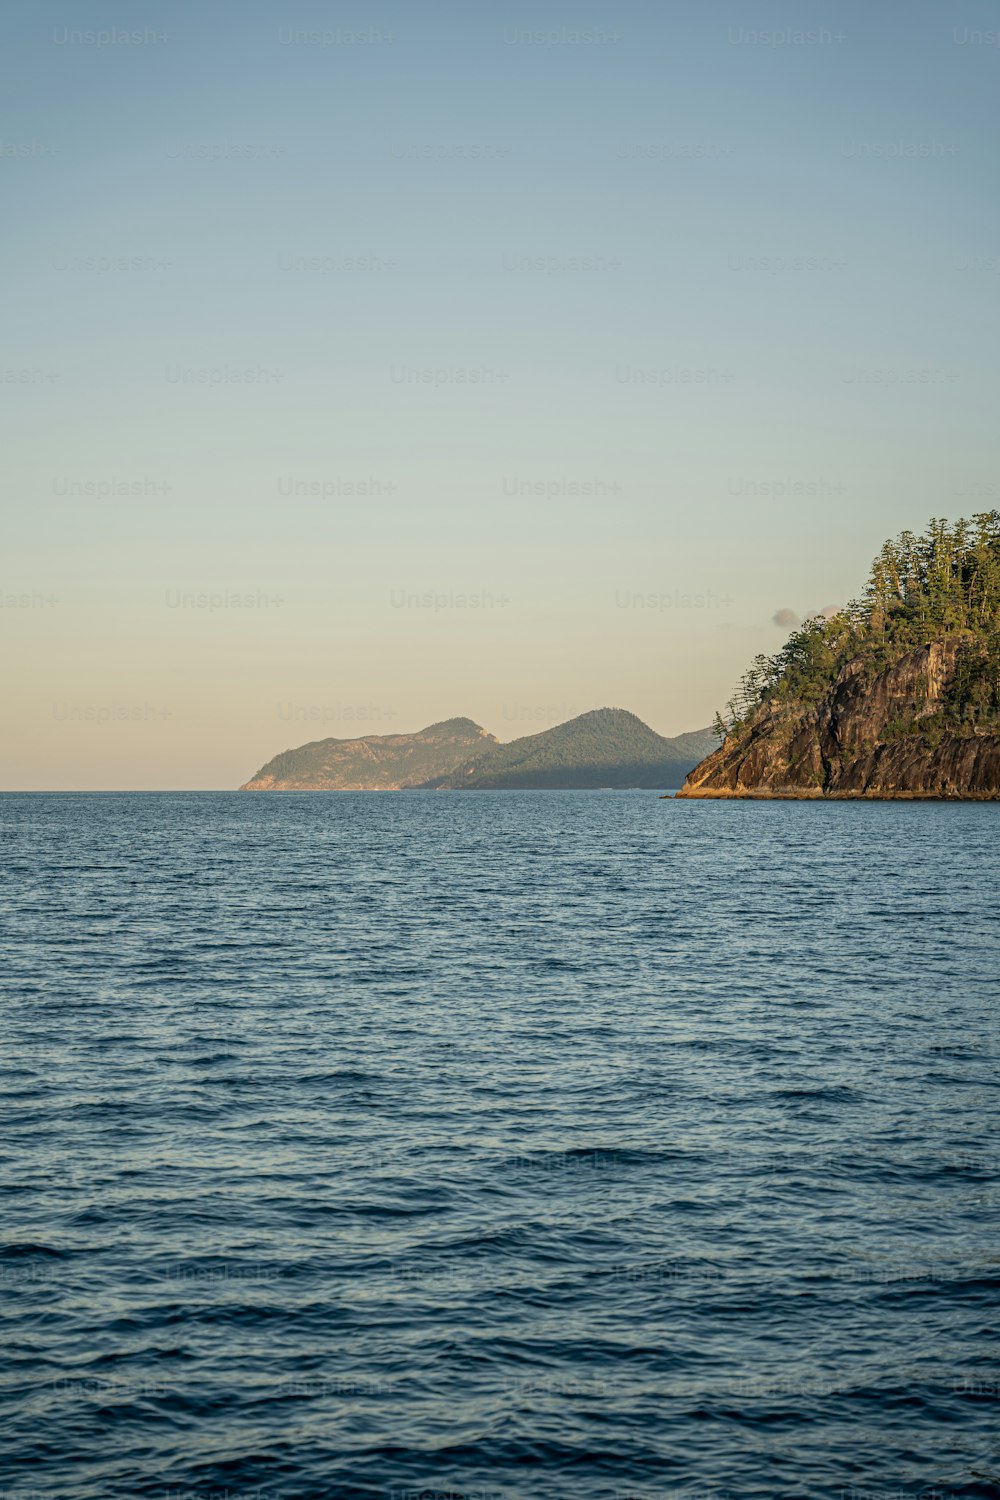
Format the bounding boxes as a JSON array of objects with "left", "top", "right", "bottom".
[
  {"left": 4, "top": 0, "right": 1000, "bottom": 788},
  {"left": 7, "top": 703, "right": 712, "bottom": 793}
]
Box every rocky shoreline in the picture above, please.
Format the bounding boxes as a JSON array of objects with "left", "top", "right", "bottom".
[{"left": 675, "top": 637, "right": 1000, "bottom": 801}]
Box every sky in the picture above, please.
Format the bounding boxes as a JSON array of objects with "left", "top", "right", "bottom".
[{"left": 2, "top": 0, "right": 999, "bottom": 788}]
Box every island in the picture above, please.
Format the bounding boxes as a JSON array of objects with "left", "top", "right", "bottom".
[
  {"left": 240, "top": 710, "right": 718, "bottom": 791},
  {"left": 677, "top": 514, "right": 1000, "bottom": 799}
]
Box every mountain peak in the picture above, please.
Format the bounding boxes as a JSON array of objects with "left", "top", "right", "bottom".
[
  {"left": 418, "top": 717, "right": 491, "bottom": 739},
  {"left": 564, "top": 707, "right": 646, "bottom": 728},
  {"left": 426, "top": 708, "right": 715, "bottom": 790},
  {"left": 240, "top": 715, "right": 491, "bottom": 789}
]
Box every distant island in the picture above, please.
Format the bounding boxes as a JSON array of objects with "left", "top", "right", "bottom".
[
  {"left": 240, "top": 710, "right": 719, "bottom": 791},
  {"left": 678, "top": 513, "right": 1000, "bottom": 799}
]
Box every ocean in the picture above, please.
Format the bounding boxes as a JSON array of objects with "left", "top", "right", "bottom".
[{"left": 1, "top": 791, "right": 998, "bottom": 1499}]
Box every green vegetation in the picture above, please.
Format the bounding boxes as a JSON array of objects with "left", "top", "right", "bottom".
[
  {"left": 718, "top": 513, "right": 1000, "bottom": 738},
  {"left": 243, "top": 718, "right": 493, "bottom": 790},
  {"left": 243, "top": 711, "right": 719, "bottom": 790},
  {"left": 430, "top": 710, "right": 718, "bottom": 789}
]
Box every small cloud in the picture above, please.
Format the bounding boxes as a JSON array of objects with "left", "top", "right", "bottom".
[
  {"left": 772, "top": 607, "right": 799, "bottom": 627},
  {"left": 817, "top": 603, "right": 839, "bottom": 619}
]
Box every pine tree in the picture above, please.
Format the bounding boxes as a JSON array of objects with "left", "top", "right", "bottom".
[{"left": 713, "top": 512, "right": 1000, "bottom": 734}]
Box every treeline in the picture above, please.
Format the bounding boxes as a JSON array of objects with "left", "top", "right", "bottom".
[{"left": 716, "top": 513, "right": 1000, "bottom": 738}]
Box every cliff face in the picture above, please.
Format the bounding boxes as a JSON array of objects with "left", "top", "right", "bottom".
[{"left": 678, "top": 636, "right": 1000, "bottom": 799}]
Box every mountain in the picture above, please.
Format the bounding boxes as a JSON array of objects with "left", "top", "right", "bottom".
[
  {"left": 240, "top": 717, "right": 496, "bottom": 790},
  {"left": 678, "top": 514, "right": 1000, "bottom": 799},
  {"left": 241, "top": 710, "right": 717, "bottom": 790},
  {"left": 426, "top": 709, "right": 714, "bottom": 789}
]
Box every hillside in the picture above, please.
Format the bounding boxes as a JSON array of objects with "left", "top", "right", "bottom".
[
  {"left": 240, "top": 718, "right": 495, "bottom": 790},
  {"left": 678, "top": 513, "right": 1000, "bottom": 799},
  {"left": 426, "top": 709, "right": 713, "bottom": 789},
  {"left": 241, "top": 710, "right": 717, "bottom": 791}
]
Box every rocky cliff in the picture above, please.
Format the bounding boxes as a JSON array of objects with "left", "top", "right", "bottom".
[{"left": 678, "top": 636, "right": 1000, "bottom": 799}]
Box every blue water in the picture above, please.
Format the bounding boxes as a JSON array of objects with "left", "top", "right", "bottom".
[{"left": 1, "top": 791, "right": 998, "bottom": 1500}]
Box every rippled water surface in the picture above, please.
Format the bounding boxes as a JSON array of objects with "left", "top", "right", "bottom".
[{"left": 1, "top": 791, "right": 998, "bottom": 1500}]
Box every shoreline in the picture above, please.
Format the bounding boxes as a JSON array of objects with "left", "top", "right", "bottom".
[{"left": 671, "top": 787, "right": 1000, "bottom": 801}]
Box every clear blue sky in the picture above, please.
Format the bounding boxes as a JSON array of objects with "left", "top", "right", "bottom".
[{"left": 3, "top": 0, "right": 999, "bottom": 786}]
